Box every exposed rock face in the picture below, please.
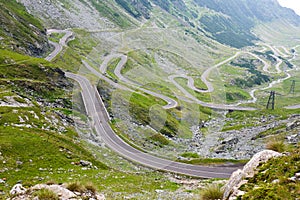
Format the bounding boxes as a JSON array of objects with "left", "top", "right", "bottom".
[
  {"left": 223, "top": 150, "right": 282, "bottom": 200},
  {"left": 19, "top": 0, "right": 115, "bottom": 30}
]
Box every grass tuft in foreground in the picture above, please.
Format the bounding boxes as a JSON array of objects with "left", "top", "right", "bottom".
[{"left": 200, "top": 184, "right": 224, "bottom": 200}]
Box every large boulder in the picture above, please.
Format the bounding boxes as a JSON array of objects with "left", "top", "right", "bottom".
[
  {"left": 32, "top": 184, "right": 76, "bottom": 199},
  {"left": 8, "top": 183, "right": 106, "bottom": 200},
  {"left": 223, "top": 150, "right": 282, "bottom": 200}
]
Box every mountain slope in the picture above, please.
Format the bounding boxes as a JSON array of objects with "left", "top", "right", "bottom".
[
  {"left": 194, "top": 0, "right": 300, "bottom": 47},
  {"left": 0, "top": 0, "right": 49, "bottom": 56}
]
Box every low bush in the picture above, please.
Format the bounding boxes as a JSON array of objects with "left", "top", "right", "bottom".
[
  {"left": 67, "top": 181, "right": 85, "bottom": 193},
  {"left": 33, "top": 188, "right": 59, "bottom": 200},
  {"left": 266, "top": 140, "right": 285, "bottom": 153},
  {"left": 200, "top": 184, "right": 224, "bottom": 200}
]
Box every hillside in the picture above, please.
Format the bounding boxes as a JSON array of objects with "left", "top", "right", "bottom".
[
  {"left": 1, "top": 0, "right": 300, "bottom": 199},
  {"left": 0, "top": 0, "right": 49, "bottom": 56}
]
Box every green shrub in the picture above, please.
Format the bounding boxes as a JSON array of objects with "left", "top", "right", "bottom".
[
  {"left": 67, "top": 181, "right": 85, "bottom": 193},
  {"left": 84, "top": 182, "right": 97, "bottom": 194},
  {"left": 266, "top": 140, "right": 285, "bottom": 153},
  {"left": 200, "top": 184, "right": 224, "bottom": 200},
  {"left": 33, "top": 188, "right": 59, "bottom": 200},
  {"left": 181, "top": 152, "right": 199, "bottom": 158}
]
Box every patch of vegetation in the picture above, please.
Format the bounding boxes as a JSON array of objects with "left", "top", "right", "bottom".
[
  {"left": 106, "top": 57, "right": 121, "bottom": 81},
  {"left": 225, "top": 85, "right": 251, "bottom": 102},
  {"left": 240, "top": 146, "right": 300, "bottom": 200},
  {"left": 254, "top": 125, "right": 286, "bottom": 139},
  {"left": 115, "top": 0, "right": 152, "bottom": 19},
  {"left": 253, "top": 51, "right": 276, "bottom": 63},
  {"left": 174, "top": 77, "right": 211, "bottom": 102},
  {"left": 33, "top": 188, "right": 59, "bottom": 200},
  {"left": 129, "top": 92, "right": 181, "bottom": 137},
  {"left": 49, "top": 32, "right": 65, "bottom": 43},
  {"left": 180, "top": 152, "right": 200, "bottom": 159},
  {"left": 194, "top": 0, "right": 300, "bottom": 48},
  {"left": 0, "top": 0, "right": 49, "bottom": 56},
  {"left": 199, "top": 14, "right": 256, "bottom": 48},
  {"left": 266, "top": 139, "right": 286, "bottom": 153},
  {"left": 223, "top": 108, "right": 300, "bottom": 132},
  {"left": 53, "top": 29, "right": 98, "bottom": 72},
  {"left": 89, "top": 0, "right": 135, "bottom": 28},
  {"left": 230, "top": 58, "right": 270, "bottom": 88},
  {"left": 200, "top": 184, "right": 224, "bottom": 200},
  {"left": 67, "top": 181, "right": 86, "bottom": 193},
  {"left": 193, "top": 77, "right": 208, "bottom": 91},
  {"left": 178, "top": 157, "right": 247, "bottom": 165},
  {"left": 122, "top": 50, "right": 155, "bottom": 75},
  {"left": 149, "top": 133, "right": 170, "bottom": 146},
  {"left": 0, "top": 49, "right": 69, "bottom": 100}
]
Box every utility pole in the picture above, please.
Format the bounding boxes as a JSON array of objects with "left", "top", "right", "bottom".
[
  {"left": 266, "top": 91, "right": 276, "bottom": 110},
  {"left": 289, "top": 80, "right": 296, "bottom": 95}
]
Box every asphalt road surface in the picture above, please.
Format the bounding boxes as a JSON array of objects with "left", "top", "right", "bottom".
[{"left": 65, "top": 72, "right": 239, "bottom": 178}]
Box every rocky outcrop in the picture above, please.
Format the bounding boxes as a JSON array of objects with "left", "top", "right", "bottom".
[
  {"left": 7, "top": 183, "right": 106, "bottom": 200},
  {"left": 286, "top": 120, "right": 300, "bottom": 131},
  {"left": 222, "top": 150, "right": 282, "bottom": 200},
  {"left": 19, "top": 0, "right": 116, "bottom": 30}
]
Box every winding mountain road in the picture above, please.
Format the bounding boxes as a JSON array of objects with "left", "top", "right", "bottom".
[
  {"left": 46, "top": 28, "right": 300, "bottom": 179},
  {"left": 200, "top": 52, "right": 241, "bottom": 93},
  {"left": 66, "top": 72, "right": 238, "bottom": 178},
  {"left": 46, "top": 29, "right": 241, "bottom": 178},
  {"left": 45, "top": 29, "right": 73, "bottom": 61}
]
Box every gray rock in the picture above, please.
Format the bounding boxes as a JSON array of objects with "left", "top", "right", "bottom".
[
  {"left": 80, "top": 160, "right": 92, "bottom": 167},
  {"left": 10, "top": 184, "right": 27, "bottom": 196},
  {"left": 32, "top": 184, "right": 76, "bottom": 199},
  {"left": 223, "top": 150, "right": 282, "bottom": 200},
  {"left": 286, "top": 120, "right": 300, "bottom": 131}
]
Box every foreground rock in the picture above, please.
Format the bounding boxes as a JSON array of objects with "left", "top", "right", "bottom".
[
  {"left": 7, "top": 183, "right": 105, "bottom": 200},
  {"left": 222, "top": 150, "right": 282, "bottom": 200}
]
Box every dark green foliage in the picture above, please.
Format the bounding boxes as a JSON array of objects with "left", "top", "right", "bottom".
[
  {"left": 199, "top": 14, "right": 256, "bottom": 48},
  {"left": 231, "top": 58, "right": 270, "bottom": 88},
  {"left": 152, "top": 0, "right": 187, "bottom": 13},
  {"left": 149, "top": 133, "right": 170, "bottom": 145},
  {"left": 181, "top": 152, "right": 199, "bottom": 158},
  {"left": 195, "top": 0, "right": 300, "bottom": 48},
  {"left": 115, "top": 0, "right": 152, "bottom": 19},
  {"left": 253, "top": 51, "right": 277, "bottom": 63}
]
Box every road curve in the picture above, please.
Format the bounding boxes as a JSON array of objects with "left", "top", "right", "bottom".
[
  {"left": 200, "top": 52, "right": 241, "bottom": 93},
  {"left": 101, "top": 54, "right": 178, "bottom": 109},
  {"left": 65, "top": 72, "right": 239, "bottom": 178},
  {"left": 168, "top": 75, "right": 256, "bottom": 111},
  {"left": 46, "top": 29, "right": 73, "bottom": 61},
  {"left": 46, "top": 29, "right": 240, "bottom": 179}
]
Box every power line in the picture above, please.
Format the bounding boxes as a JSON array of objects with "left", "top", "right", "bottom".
[
  {"left": 289, "top": 80, "right": 296, "bottom": 95},
  {"left": 266, "top": 91, "right": 275, "bottom": 110}
]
